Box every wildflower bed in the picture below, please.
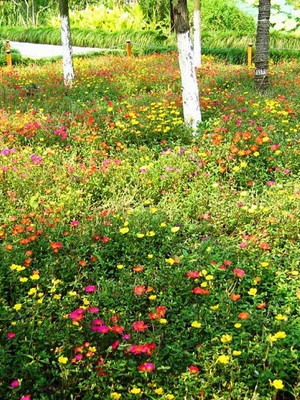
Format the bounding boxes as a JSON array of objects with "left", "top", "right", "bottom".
[{"left": 0, "top": 53, "right": 299, "bottom": 400}]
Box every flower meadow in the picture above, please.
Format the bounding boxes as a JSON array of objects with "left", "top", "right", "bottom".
[{"left": 0, "top": 53, "right": 300, "bottom": 400}]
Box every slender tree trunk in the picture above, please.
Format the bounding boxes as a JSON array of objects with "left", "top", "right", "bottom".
[
  {"left": 170, "top": 0, "right": 175, "bottom": 32},
  {"left": 255, "top": 0, "right": 271, "bottom": 91},
  {"left": 193, "top": 0, "right": 202, "bottom": 68},
  {"left": 173, "top": 0, "right": 201, "bottom": 133},
  {"left": 59, "top": 0, "right": 75, "bottom": 87}
]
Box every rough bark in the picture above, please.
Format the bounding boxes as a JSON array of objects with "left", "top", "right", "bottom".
[
  {"left": 59, "top": 0, "right": 75, "bottom": 87},
  {"left": 255, "top": 0, "right": 271, "bottom": 91},
  {"left": 173, "top": 0, "right": 202, "bottom": 133}
]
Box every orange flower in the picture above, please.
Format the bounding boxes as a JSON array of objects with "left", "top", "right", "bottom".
[
  {"left": 259, "top": 242, "right": 271, "bottom": 250},
  {"left": 238, "top": 312, "right": 250, "bottom": 320}
]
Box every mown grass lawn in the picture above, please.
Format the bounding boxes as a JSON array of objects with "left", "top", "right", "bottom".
[{"left": 0, "top": 53, "right": 299, "bottom": 400}]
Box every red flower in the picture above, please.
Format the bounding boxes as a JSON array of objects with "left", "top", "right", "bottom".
[
  {"left": 111, "top": 325, "right": 125, "bottom": 334},
  {"left": 138, "top": 362, "right": 155, "bottom": 372},
  {"left": 192, "top": 287, "right": 210, "bottom": 295},
  {"left": 186, "top": 271, "right": 201, "bottom": 279},
  {"left": 189, "top": 365, "right": 200, "bottom": 374},
  {"left": 50, "top": 241, "right": 63, "bottom": 253},
  {"left": 132, "top": 321, "right": 149, "bottom": 332}
]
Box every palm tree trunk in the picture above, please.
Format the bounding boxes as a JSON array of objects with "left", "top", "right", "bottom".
[{"left": 255, "top": 0, "right": 271, "bottom": 91}]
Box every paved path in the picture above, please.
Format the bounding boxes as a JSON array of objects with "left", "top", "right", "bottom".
[{"left": 10, "top": 41, "right": 109, "bottom": 59}]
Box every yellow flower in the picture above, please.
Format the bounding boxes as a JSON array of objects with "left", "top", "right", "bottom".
[
  {"left": 221, "top": 334, "right": 232, "bottom": 343},
  {"left": 166, "top": 395, "right": 175, "bottom": 400},
  {"left": 58, "top": 356, "right": 68, "bottom": 364},
  {"left": 136, "top": 233, "right": 145, "bottom": 238},
  {"left": 110, "top": 392, "right": 122, "bottom": 399},
  {"left": 146, "top": 231, "right": 155, "bottom": 237},
  {"left": 170, "top": 226, "right": 180, "bottom": 233},
  {"left": 210, "top": 305, "right": 219, "bottom": 311},
  {"left": 53, "top": 294, "right": 61, "bottom": 300},
  {"left": 205, "top": 274, "right": 214, "bottom": 280},
  {"left": 68, "top": 291, "right": 77, "bottom": 296},
  {"left": 20, "top": 277, "right": 29, "bottom": 282},
  {"left": 148, "top": 254, "right": 153, "bottom": 258},
  {"left": 159, "top": 318, "right": 167, "bottom": 324},
  {"left": 130, "top": 387, "right": 142, "bottom": 395},
  {"left": 117, "top": 264, "right": 124, "bottom": 269},
  {"left": 234, "top": 323, "right": 242, "bottom": 328},
  {"left": 267, "top": 334, "right": 277, "bottom": 342},
  {"left": 83, "top": 298, "right": 90, "bottom": 305},
  {"left": 30, "top": 274, "right": 40, "bottom": 280},
  {"left": 232, "top": 350, "right": 242, "bottom": 356},
  {"left": 260, "top": 262, "right": 269, "bottom": 268},
  {"left": 119, "top": 227, "right": 129, "bottom": 234},
  {"left": 150, "top": 207, "right": 158, "bottom": 213},
  {"left": 149, "top": 295, "right": 157, "bottom": 301},
  {"left": 165, "top": 258, "right": 174, "bottom": 265},
  {"left": 217, "top": 355, "right": 230, "bottom": 364},
  {"left": 274, "top": 331, "right": 286, "bottom": 339},
  {"left": 248, "top": 288, "right": 257, "bottom": 296},
  {"left": 154, "top": 388, "right": 164, "bottom": 395},
  {"left": 10, "top": 264, "right": 25, "bottom": 272},
  {"left": 191, "top": 321, "right": 202, "bottom": 328},
  {"left": 271, "top": 379, "right": 284, "bottom": 390},
  {"left": 88, "top": 346, "right": 97, "bottom": 352},
  {"left": 28, "top": 288, "right": 37, "bottom": 295},
  {"left": 13, "top": 303, "right": 22, "bottom": 311},
  {"left": 201, "top": 282, "right": 208, "bottom": 288},
  {"left": 275, "top": 314, "right": 287, "bottom": 321},
  {"left": 160, "top": 222, "right": 167, "bottom": 227}
]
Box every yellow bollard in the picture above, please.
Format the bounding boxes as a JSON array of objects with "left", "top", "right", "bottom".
[
  {"left": 126, "top": 40, "right": 132, "bottom": 57},
  {"left": 5, "top": 40, "right": 12, "bottom": 67},
  {"left": 247, "top": 43, "right": 253, "bottom": 67}
]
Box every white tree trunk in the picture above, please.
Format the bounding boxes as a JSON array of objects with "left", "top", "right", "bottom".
[
  {"left": 61, "top": 14, "right": 75, "bottom": 87},
  {"left": 177, "top": 31, "right": 202, "bottom": 133},
  {"left": 193, "top": 7, "right": 202, "bottom": 67}
]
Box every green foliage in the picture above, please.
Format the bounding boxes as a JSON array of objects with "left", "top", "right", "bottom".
[{"left": 201, "top": 0, "right": 256, "bottom": 32}]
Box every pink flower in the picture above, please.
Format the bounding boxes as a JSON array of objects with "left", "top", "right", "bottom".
[
  {"left": 138, "top": 362, "right": 155, "bottom": 372},
  {"left": 70, "top": 220, "right": 80, "bottom": 227},
  {"left": 20, "top": 396, "right": 31, "bottom": 400},
  {"left": 134, "top": 285, "right": 146, "bottom": 295},
  {"left": 259, "top": 242, "right": 271, "bottom": 250},
  {"left": 233, "top": 268, "right": 245, "bottom": 278},
  {"left": 6, "top": 332, "right": 16, "bottom": 339},
  {"left": 11, "top": 380, "right": 20, "bottom": 388},
  {"left": 84, "top": 285, "right": 97, "bottom": 293},
  {"left": 87, "top": 306, "right": 100, "bottom": 313}
]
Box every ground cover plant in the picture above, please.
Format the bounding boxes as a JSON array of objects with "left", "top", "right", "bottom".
[{"left": 0, "top": 53, "right": 300, "bottom": 400}]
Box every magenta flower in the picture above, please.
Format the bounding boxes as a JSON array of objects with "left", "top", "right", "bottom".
[
  {"left": 91, "top": 325, "right": 110, "bottom": 334},
  {"left": 84, "top": 285, "right": 97, "bottom": 293},
  {"left": 70, "top": 220, "right": 80, "bottom": 227},
  {"left": 20, "top": 396, "right": 31, "bottom": 400},
  {"left": 6, "top": 332, "right": 16, "bottom": 339},
  {"left": 11, "top": 380, "right": 20, "bottom": 388}
]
